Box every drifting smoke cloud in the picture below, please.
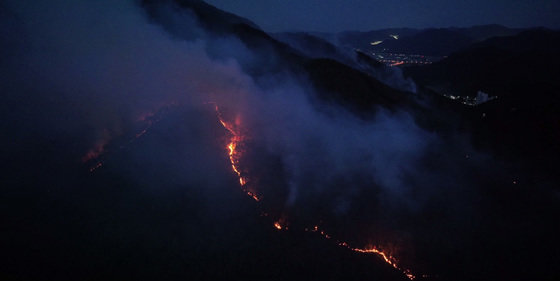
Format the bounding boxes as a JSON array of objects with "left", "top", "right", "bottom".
[
  {"left": 6, "top": 2, "right": 557, "bottom": 280},
  {"left": 243, "top": 78, "right": 434, "bottom": 204},
  {"left": 271, "top": 32, "right": 418, "bottom": 93},
  {"left": 1, "top": 0, "right": 257, "bottom": 154},
  {"left": 2, "top": 0, "right": 435, "bottom": 202},
  {"left": 0, "top": 0, "right": 472, "bottom": 242}
]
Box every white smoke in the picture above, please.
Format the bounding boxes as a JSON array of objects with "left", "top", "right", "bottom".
[{"left": 1, "top": 0, "right": 442, "bottom": 210}]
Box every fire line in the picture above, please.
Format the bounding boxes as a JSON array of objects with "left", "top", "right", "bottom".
[
  {"left": 304, "top": 224, "right": 416, "bottom": 280},
  {"left": 212, "top": 103, "right": 416, "bottom": 280},
  {"left": 214, "top": 104, "right": 260, "bottom": 202}
]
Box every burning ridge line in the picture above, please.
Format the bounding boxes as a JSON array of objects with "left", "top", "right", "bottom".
[
  {"left": 212, "top": 103, "right": 417, "bottom": 280},
  {"left": 212, "top": 103, "right": 259, "bottom": 201},
  {"left": 305, "top": 224, "right": 416, "bottom": 280},
  {"left": 84, "top": 106, "right": 168, "bottom": 173}
]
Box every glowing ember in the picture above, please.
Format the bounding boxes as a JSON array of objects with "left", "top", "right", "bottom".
[
  {"left": 352, "top": 247, "right": 399, "bottom": 269},
  {"left": 84, "top": 138, "right": 108, "bottom": 173},
  {"left": 82, "top": 128, "right": 113, "bottom": 163},
  {"left": 212, "top": 103, "right": 417, "bottom": 280},
  {"left": 135, "top": 129, "right": 148, "bottom": 138},
  {"left": 86, "top": 108, "right": 165, "bottom": 173},
  {"left": 306, "top": 225, "right": 416, "bottom": 280},
  {"left": 82, "top": 142, "right": 107, "bottom": 163},
  {"left": 89, "top": 162, "right": 103, "bottom": 173},
  {"left": 214, "top": 104, "right": 260, "bottom": 201},
  {"left": 247, "top": 191, "right": 259, "bottom": 201}
]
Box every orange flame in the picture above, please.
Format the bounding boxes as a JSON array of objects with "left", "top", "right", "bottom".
[
  {"left": 352, "top": 247, "right": 399, "bottom": 269},
  {"left": 89, "top": 162, "right": 103, "bottom": 173},
  {"left": 214, "top": 104, "right": 260, "bottom": 201},
  {"left": 212, "top": 103, "right": 416, "bottom": 280},
  {"left": 306, "top": 225, "right": 416, "bottom": 280}
]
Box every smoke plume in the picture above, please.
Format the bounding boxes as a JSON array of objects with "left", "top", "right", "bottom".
[{"left": 2, "top": 1, "right": 558, "bottom": 281}]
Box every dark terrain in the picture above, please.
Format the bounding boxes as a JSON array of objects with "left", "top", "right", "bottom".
[{"left": 1, "top": 1, "right": 559, "bottom": 281}]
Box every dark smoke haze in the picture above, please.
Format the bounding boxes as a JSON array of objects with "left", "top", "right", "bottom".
[
  {"left": 2, "top": 0, "right": 440, "bottom": 208},
  {"left": 1, "top": 1, "right": 559, "bottom": 281}
]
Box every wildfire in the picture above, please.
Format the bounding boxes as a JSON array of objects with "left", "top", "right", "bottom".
[
  {"left": 211, "top": 103, "right": 417, "bottom": 280},
  {"left": 213, "top": 104, "right": 260, "bottom": 201},
  {"left": 390, "top": 60, "right": 405, "bottom": 67},
  {"left": 85, "top": 106, "right": 167, "bottom": 174},
  {"left": 83, "top": 141, "right": 107, "bottom": 173},
  {"left": 307, "top": 225, "right": 416, "bottom": 280},
  {"left": 135, "top": 128, "right": 148, "bottom": 138}
]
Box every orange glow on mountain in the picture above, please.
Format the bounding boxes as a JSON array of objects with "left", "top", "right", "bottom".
[
  {"left": 83, "top": 134, "right": 110, "bottom": 173},
  {"left": 390, "top": 60, "right": 405, "bottom": 66},
  {"left": 214, "top": 104, "right": 260, "bottom": 201},
  {"left": 352, "top": 247, "right": 403, "bottom": 272},
  {"left": 212, "top": 103, "right": 416, "bottom": 280},
  {"left": 86, "top": 107, "right": 168, "bottom": 173},
  {"left": 82, "top": 141, "right": 107, "bottom": 163},
  {"left": 307, "top": 225, "right": 416, "bottom": 280}
]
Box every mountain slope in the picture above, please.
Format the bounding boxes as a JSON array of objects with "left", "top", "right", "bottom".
[
  {"left": 142, "top": 0, "right": 416, "bottom": 116},
  {"left": 334, "top": 25, "right": 522, "bottom": 57},
  {"left": 404, "top": 29, "right": 560, "bottom": 180}
]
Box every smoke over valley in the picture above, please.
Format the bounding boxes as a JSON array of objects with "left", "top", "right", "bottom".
[{"left": 2, "top": 1, "right": 559, "bottom": 281}]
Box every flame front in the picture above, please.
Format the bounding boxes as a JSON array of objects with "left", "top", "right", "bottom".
[
  {"left": 214, "top": 104, "right": 259, "bottom": 201},
  {"left": 352, "top": 248, "right": 415, "bottom": 280},
  {"left": 212, "top": 103, "right": 416, "bottom": 280},
  {"left": 308, "top": 225, "right": 416, "bottom": 280}
]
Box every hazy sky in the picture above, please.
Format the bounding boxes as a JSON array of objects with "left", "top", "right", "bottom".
[{"left": 204, "top": 0, "right": 560, "bottom": 32}]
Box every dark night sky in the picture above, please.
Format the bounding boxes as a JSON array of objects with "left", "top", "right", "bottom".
[{"left": 204, "top": 0, "right": 560, "bottom": 32}]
